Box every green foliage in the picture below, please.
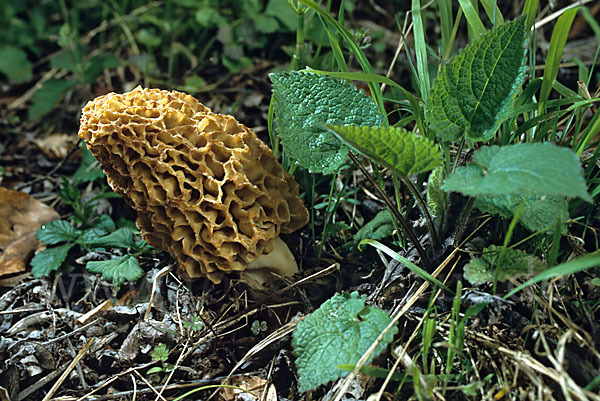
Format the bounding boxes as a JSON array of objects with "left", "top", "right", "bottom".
[
  {"left": 292, "top": 292, "right": 397, "bottom": 392},
  {"left": 426, "top": 166, "right": 447, "bottom": 220},
  {"left": 426, "top": 16, "right": 528, "bottom": 142},
  {"left": 353, "top": 209, "right": 395, "bottom": 247},
  {"left": 474, "top": 194, "right": 569, "bottom": 233},
  {"left": 463, "top": 245, "right": 546, "bottom": 285},
  {"left": 443, "top": 143, "right": 591, "bottom": 201},
  {"left": 147, "top": 343, "right": 175, "bottom": 375},
  {"left": 31, "top": 243, "right": 75, "bottom": 278},
  {"left": 0, "top": 46, "right": 32, "bottom": 83},
  {"left": 86, "top": 256, "right": 144, "bottom": 285},
  {"left": 270, "top": 71, "right": 384, "bottom": 173},
  {"left": 327, "top": 125, "right": 442, "bottom": 176}
]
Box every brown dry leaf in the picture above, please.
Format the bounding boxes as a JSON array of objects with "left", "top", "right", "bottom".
[
  {"left": 33, "top": 133, "right": 80, "bottom": 161},
  {"left": 220, "top": 376, "right": 277, "bottom": 401},
  {"left": 0, "top": 187, "right": 60, "bottom": 277}
]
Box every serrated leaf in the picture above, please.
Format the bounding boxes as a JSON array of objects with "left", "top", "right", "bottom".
[
  {"left": 270, "top": 71, "right": 383, "bottom": 174},
  {"left": 328, "top": 125, "right": 442, "bottom": 175},
  {"left": 0, "top": 46, "right": 32, "bottom": 83},
  {"left": 81, "top": 227, "right": 139, "bottom": 250},
  {"left": 72, "top": 142, "right": 106, "bottom": 185},
  {"left": 353, "top": 209, "right": 395, "bottom": 247},
  {"left": 86, "top": 255, "right": 144, "bottom": 284},
  {"left": 426, "top": 17, "right": 528, "bottom": 142},
  {"left": 292, "top": 291, "right": 397, "bottom": 392},
  {"left": 426, "top": 166, "right": 448, "bottom": 219},
  {"left": 463, "top": 245, "right": 545, "bottom": 285},
  {"left": 36, "top": 220, "right": 79, "bottom": 245},
  {"left": 28, "top": 79, "right": 77, "bottom": 121},
  {"left": 31, "top": 243, "right": 75, "bottom": 278},
  {"left": 443, "top": 143, "right": 591, "bottom": 201},
  {"left": 474, "top": 193, "right": 568, "bottom": 233}
]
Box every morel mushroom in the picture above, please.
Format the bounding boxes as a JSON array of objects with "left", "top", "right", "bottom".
[{"left": 79, "top": 87, "right": 308, "bottom": 284}]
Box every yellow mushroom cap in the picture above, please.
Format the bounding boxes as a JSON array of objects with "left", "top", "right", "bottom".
[{"left": 78, "top": 87, "right": 308, "bottom": 283}]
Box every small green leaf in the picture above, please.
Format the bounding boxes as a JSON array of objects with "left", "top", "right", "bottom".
[
  {"left": 443, "top": 143, "right": 591, "bottom": 201},
  {"left": 353, "top": 209, "right": 395, "bottom": 247},
  {"left": 36, "top": 220, "right": 79, "bottom": 245},
  {"left": 270, "top": 71, "right": 383, "bottom": 174},
  {"left": 292, "top": 292, "right": 397, "bottom": 392},
  {"left": 474, "top": 193, "right": 569, "bottom": 233},
  {"left": 146, "top": 367, "right": 164, "bottom": 374},
  {"left": 150, "top": 343, "right": 169, "bottom": 362},
  {"left": 463, "top": 245, "right": 546, "bottom": 285},
  {"left": 81, "top": 227, "right": 138, "bottom": 249},
  {"left": 426, "top": 17, "right": 528, "bottom": 142},
  {"left": 31, "top": 243, "right": 75, "bottom": 278},
  {"left": 328, "top": 125, "right": 442, "bottom": 176},
  {"left": 29, "top": 79, "right": 76, "bottom": 120},
  {"left": 426, "top": 166, "right": 448, "bottom": 219},
  {"left": 86, "top": 255, "right": 144, "bottom": 284},
  {"left": 72, "top": 142, "right": 105, "bottom": 185},
  {"left": 0, "top": 46, "right": 32, "bottom": 83}
]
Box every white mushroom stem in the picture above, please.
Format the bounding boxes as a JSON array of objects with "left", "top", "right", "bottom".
[{"left": 242, "top": 237, "right": 299, "bottom": 285}]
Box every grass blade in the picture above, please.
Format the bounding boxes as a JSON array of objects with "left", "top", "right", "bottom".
[
  {"left": 411, "top": 0, "right": 430, "bottom": 102},
  {"left": 457, "top": 0, "right": 486, "bottom": 37}
]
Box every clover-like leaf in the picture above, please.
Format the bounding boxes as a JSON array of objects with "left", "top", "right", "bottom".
[
  {"left": 270, "top": 71, "right": 383, "bottom": 174},
  {"left": 426, "top": 16, "right": 527, "bottom": 142},
  {"left": 36, "top": 220, "right": 79, "bottom": 245},
  {"left": 292, "top": 292, "right": 397, "bottom": 392},
  {"left": 86, "top": 255, "right": 144, "bottom": 284},
  {"left": 328, "top": 125, "right": 442, "bottom": 176},
  {"left": 443, "top": 143, "right": 591, "bottom": 201}
]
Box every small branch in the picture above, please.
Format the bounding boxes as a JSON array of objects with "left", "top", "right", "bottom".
[
  {"left": 349, "top": 153, "right": 432, "bottom": 271},
  {"left": 400, "top": 174, "right": 440, "bottom": 251}
]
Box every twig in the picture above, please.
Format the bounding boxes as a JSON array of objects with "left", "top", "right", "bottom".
[{"left": 349, "top": 152, "right": 432, "bottom": 270}]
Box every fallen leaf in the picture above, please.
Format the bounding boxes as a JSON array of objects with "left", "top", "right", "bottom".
[
  {"left": 0, "top": 187, "right": 60, "bottom": 277},
  {"left": 33, "top": 133, "right": 80, "bottom": 161},
  {"left": 221, "top": 376, "right": 277, "bottom": 401}
]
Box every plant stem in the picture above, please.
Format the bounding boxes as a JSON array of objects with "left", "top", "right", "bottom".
[
  {"left": 453, "top": 196, "right": 475, "bottom": 246},
  {"left": 349, "top": 152, "right": 432, "bottom": 271},
  {"left": 400, "top": 175, "right": 440, "bottom": 250}
]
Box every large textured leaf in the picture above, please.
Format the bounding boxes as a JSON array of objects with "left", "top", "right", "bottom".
[
  {"left": 443, "top": 143, "right": 591, "bottom": 201},
  {"left": 474, "top": 193, "right": 569, "bottom": 233},
  {"left": 426, "top": 166, "right": 448, "bottom": 219},
  {"left": 328, "top": 125, "right": 442, "bottom": 175},
  {"left": 292, "top": 292, "right": 397, "bottom": 392},
  {"left": 86, "top": 255, "right": 144, "bottom": 284},
  {"left": 426, "top": 16, "right": 528, "bottom": 142},
  {"left": 270, "top": 71, "right": 383, "bottom": 174},
  {"left": 464, "top": 245, "right": 545, "bottom": 285}
]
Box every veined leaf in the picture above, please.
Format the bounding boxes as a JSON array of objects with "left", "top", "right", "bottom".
[
  {"left": 426, "top": 166, "right": 448, "bottom": 219},
  {"left": 36, "top": 220, "right": 79, "bottom": 245},
  {"left": 426, "top": 17, "right": 528, "bottom": 142},
  {"left": 31, "top": 243, "right": 75, "bottom": 278},
  {"left": 464, "top": 245, "right": 546, "bottom": 285},
  {"left": 474, "top": 193, "right": 569, "bottom": 233},
  {"left": 292, "top": 292, "right": 397, "bottom": 392},
  {"left": 327, "top": 125, "right": 441, "bottom": 176},
  {"left": 86, "top": 255, "right": 144, "bottom": 284},
  {"left": 0, "top": 46, "right": 32, "bottom": 83},
  {"left": 443, "top": 143, "right": 591, "bottom": 202},
  {"left": 270, "top": 71, "right": 383, "bottom": 174}
]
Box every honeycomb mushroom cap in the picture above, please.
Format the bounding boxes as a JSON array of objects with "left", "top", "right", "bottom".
[{"left": 79, "top": 87, "right": 308, "bottom": 283}]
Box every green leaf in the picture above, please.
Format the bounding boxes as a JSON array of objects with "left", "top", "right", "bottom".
[
  {"left": 463, "top": 245, "right": 546, "bottom": 285},
  {"left": 426, "top": 166, "right": 448, "bottom": 219},
  {"left": 72, "top": 142, "right": 105, "bottom": 184},
  {"left": 327, "top": 125, "right": 442, "bottom": 176},
  {"left": 150, "top": 343, "right": 169, "bottom": 362},
  {"left": 0, "top": 46, "right": 32, "bottom": 83},
  {"left": 425, "top": 17, "right": 528, "bottom": 142},
  {"left": 28, "top": 79, "right": 76, "bottom": 120},
  {"left": 270, "top": 71, "right": 383, "bottom": 174},
  {"left": 292, "top": 292, "right": 397, "bottom": 392},
  {"left": 81, "top": 227, "right": 139, "bottom": 249},
  {"left": 86, "top": 255, "right": 144, "bottom": 284},
  {"left": 36, "top": 220, "right": 79, "bottom": 245},
  {"left": 31, "top": 243, "right": 75, "bottom": 278},
  {"left": 353, "top": 209, "right": 395, "bottom": 247},
  {"left": 474, "top": 193, "right": 569, "bottom": 233},
  {"left": 443, "top": 143, "right": 591, "bottom": 201}
]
